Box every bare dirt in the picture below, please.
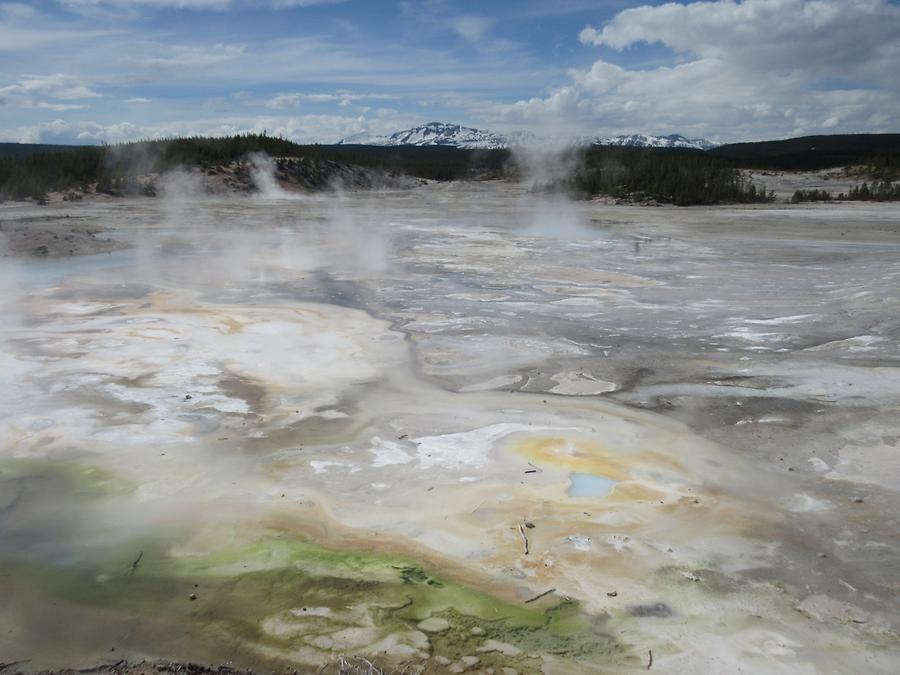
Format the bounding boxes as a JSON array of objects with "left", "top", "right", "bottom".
[
  {"left": 0, "top": 214, "right": 127, "bottom": 257},
  {"left": 744, "top": 168, "right": 869, "bottom": 201}
]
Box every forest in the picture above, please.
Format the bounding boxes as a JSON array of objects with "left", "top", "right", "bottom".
[
  {"left": 1, "top": 133, "right": 898, "bottom": 206},
  {"left": 569, "top": 146, "right": 775, "bottom": 205},
  {"left": 710, "top": 133, "right": 900, "bottom": 173},
  {"left": 0, "top": 135, "right": 509, "bottom": 201}
]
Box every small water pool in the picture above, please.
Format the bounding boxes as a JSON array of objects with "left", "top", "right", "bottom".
[{"left": 567, "top": 472, "right": 617, "bottom": 498}]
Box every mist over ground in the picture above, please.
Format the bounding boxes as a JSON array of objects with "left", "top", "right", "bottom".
[
  {"left": 2, "top": 154, "right": 899, "bottom": 672},
  {"left": 2, "top": 0, "right": 900, "bottom": 671}
]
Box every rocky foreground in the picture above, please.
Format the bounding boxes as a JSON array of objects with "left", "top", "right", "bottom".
[
  {"left": 0, "top": 659, "right": 393, "bottom": 675},
  {"left": 2, "top": 181, "right": 899, "bottom": 674},
  {"left": 0, "top": 156, "right": 425, "bottom": 258},
  {"left": 0, "top": 216, "right": 127, "bottom": 258}
]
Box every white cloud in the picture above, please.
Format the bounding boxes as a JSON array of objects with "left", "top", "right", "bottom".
[
  {"left": 0, "top": 3, "right": 114, "bottom": 52},
  {"left": 0, "top": 3, "right": 38, "bottom": 19},
  {"left": 134, "top": 43, "right": 245, "bottom": 68},
  {"left": 1, "top": 118, "right": 131, "bottom": 144},
  {"left": 58, "top": 0, "right": 230, "bottom": 8},
  {"left": 55, "top": 0, "right": 347, "bottom": 10},
  {"left": 452, "top": 15, "right": 491, "bottom": 42},
  {"left": 0, "top": 112, "right": 418, "bottom": 145},
  {"left": 266, "top": 91, "right": 398, "bottom": 109},
  {"left": 37, "top": 102, "right": 90, "bottom": 111},
  {"left": 4, "top": 0, "right": 892, "bottom": 145},
  {"left": 580, "top": 0, "right": 900, "bottom": 85},
  {"left": 501, "top": 0, "right": 900, "bottom": 139},
  {"left": 0, "top": 74, "right": 101, "bottom": 110},
  {"left": 271, "top": 0, "right": 348, "bottom": 6},
  {"left": 17, "top": 73, "right": 101, "bottom": 99}
]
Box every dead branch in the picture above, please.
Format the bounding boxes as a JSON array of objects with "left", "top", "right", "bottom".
[
  {"left": 129, "top": 550, "right": 144, "bottom": 576},
  {"left": 517, "top": 522, "right": 529, "bottom": 555},
  {"left": 525, "top": 588, "right": 556, "bottom": 603}
]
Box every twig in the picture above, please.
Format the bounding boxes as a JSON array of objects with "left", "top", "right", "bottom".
[
  {"left": 470, "top": 499, "right": 484, "bottom": 514},
  {"left": 838, "top": 578, "right": 857, "bottom": 593},
  {"left": 524, "top": 588, "right": 556, "bottom": 603},
  {"left": 517, "top": 522, "right": 529, "bottom": 555},
  {"left": 129, "top": 550, "right": 144, "bottom": 576},
  {"left": 647, "top": 649, "right": 653, "bottom": 670}
]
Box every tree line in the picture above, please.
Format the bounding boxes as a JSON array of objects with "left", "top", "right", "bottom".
[
  {"left": 1, "top": 133, "right": 897, "bottom": 206},
  {"left": 709, "top": 134, "right": 900, "bottom": 172},
  {"left": 792, "top": 180, "right": 900, "bottom": 203},
  {"left": 0, "top": 134, "right": 508, "bottom": 201},
  {"left": 564, "top": 147, "right": 775, "bottom": 205}
]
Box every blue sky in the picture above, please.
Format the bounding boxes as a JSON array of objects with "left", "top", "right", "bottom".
[{"left": 1, "top": 0, "right": 899, "bottom": 144}]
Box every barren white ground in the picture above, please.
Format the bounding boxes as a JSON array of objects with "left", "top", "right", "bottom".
[{"left": 1, "top": 182, "right": 899, "bottom": 673}]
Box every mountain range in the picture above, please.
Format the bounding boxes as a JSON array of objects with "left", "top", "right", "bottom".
[{"left": 338, "top": 122, "right": 717, "bottom": 151}]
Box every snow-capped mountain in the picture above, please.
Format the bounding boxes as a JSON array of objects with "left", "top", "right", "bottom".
[
  {"left": 591, "top": 133, "right": 717, "bottom": 151},
  {"left": 338, "top": 122, "right": 508, "bottom": 150},
  {"left": 338, "top": 123, "right": 716, "bottom": 151}
]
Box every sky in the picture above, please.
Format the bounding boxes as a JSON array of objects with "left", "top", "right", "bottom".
[{"left": 1, "top": 0, "right": 899, "bottom": 145}]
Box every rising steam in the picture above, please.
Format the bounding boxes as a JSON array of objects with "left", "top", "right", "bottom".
[
  {"left": 510, "top": 138, "right": 591, "bottom": 239},
  {"left": 248, "top": 152, "right": 299, "bottom": 200}
]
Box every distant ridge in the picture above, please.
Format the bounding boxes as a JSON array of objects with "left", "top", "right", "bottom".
[
  {"left": 0, "top": 142, "right": 90, "bottom": 160},
  {"left": 710, "top": 134, "right": 900, "bottom": 169},
  {"left": 338, "top": 122, "right": 717, "bottom": 151},
  {"left": 591, "top": 133, "right": 718, "bottom": 151},
  {"left": 338, "top": 122, "right": 509, "bottom": 150}
]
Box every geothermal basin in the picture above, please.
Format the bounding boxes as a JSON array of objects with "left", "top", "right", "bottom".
[{"left": 1, "top": 181, "right": 899, "bottom": 674}]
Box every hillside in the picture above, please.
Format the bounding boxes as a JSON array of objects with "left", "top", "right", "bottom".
[
  {"left": 0, "top": 136, "right": 509, "bottom": 200},
  {"left": 710, "top": 134, "right": 900, "bottom": 172},
  {"left": 0, "top": 142, "right": 90, "bottom": 160},
  {"left": 2, "top": 133, "right": 898, "bottom": 206}
]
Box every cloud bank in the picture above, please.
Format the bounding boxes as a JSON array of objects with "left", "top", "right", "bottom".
[
  {"left": 0, "top": 1, "right": 897, "bottom": 144},
  {"left": 496, "top": 0, "right": 900, "bottom": 140}
]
